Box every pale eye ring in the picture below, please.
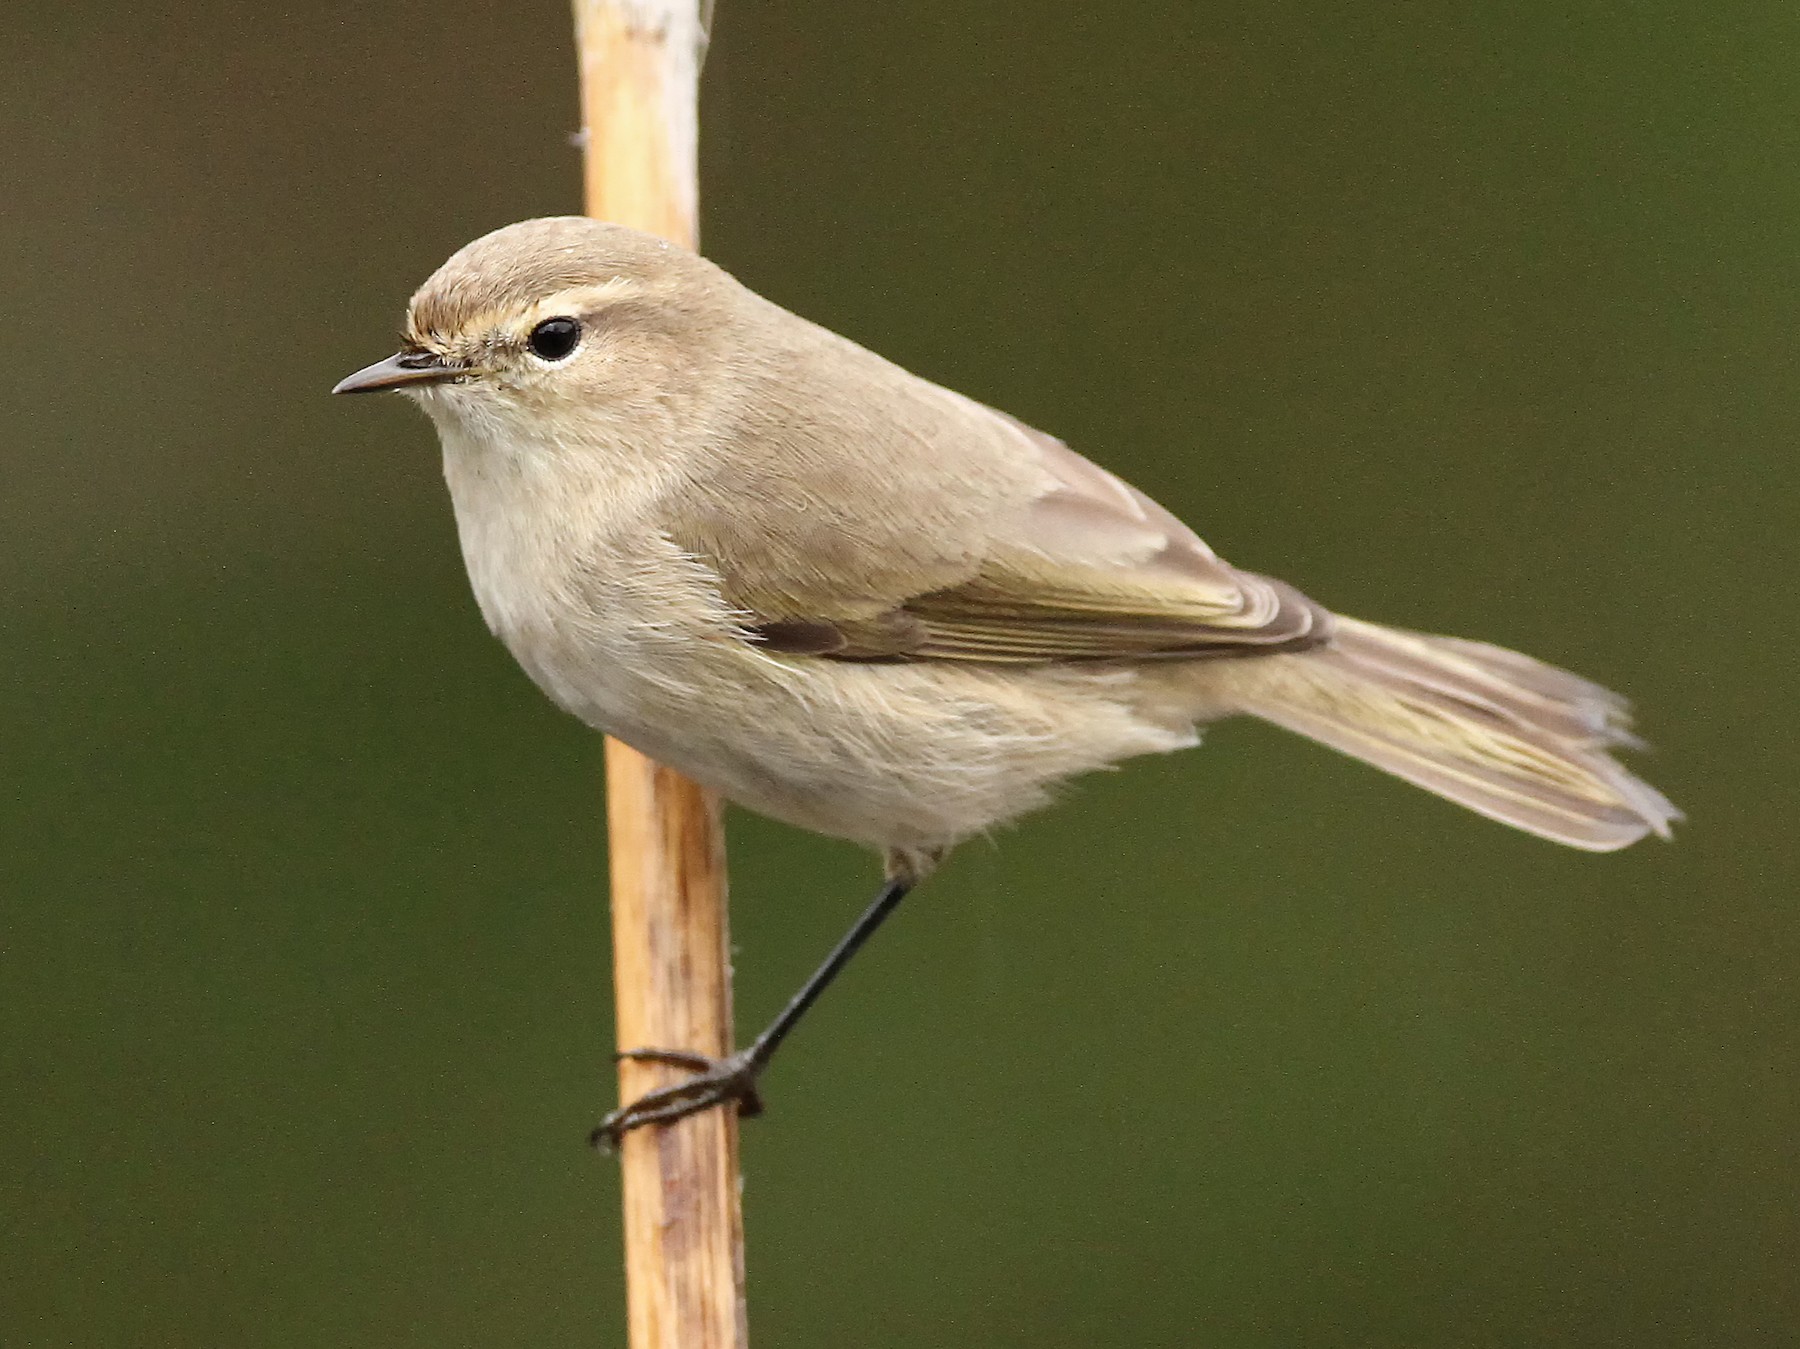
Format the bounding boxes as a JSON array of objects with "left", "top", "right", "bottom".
[{"left": 527, "top": 316, "right": 582, "bottom": 361}]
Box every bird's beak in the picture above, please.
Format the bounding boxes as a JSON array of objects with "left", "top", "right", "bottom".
[{"left": 332, "top": 350, "right": 469, "bottom": 395}]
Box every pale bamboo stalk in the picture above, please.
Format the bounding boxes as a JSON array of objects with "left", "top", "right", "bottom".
[{"left": 571, "top": 4, "right": 747, "bottom": 1347}]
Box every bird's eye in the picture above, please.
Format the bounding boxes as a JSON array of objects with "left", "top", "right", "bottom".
[{"left": 527, "top": 316, "right": 582, "bottom": 361}]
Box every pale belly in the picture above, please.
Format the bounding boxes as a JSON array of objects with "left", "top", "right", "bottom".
[
  {"left": 512, "top": 613, "right": 1199, "bottom": 857},
  {"left": 443, "top": 456, "right": 1198, "bottom": 858}
]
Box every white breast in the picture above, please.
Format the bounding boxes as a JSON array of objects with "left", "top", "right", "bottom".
[
  {"left": 435, "top": 415, "right": 746, "bottom": 736},
  {"left": 424, "top": 403, "right": 1197, "bottom": 859}
]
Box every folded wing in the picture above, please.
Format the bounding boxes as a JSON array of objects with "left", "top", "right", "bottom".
[{"left": 740, "top": 401, "right": 1331, "bottom": 664}]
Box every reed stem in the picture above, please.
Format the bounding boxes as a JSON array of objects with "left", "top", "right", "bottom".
[{"left": 571, "top": 4, "right": 747, "bottom": 1345}]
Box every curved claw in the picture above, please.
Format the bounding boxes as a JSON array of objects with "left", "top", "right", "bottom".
[
  {"left": 614, "top": 1046, "right": 716, "bottom": 1072},
  {"left": 591, "top": 1048, "right": 765, "bottom": 1152}
]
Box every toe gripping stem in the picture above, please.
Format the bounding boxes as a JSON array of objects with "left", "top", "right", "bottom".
[{"left": 592, "top": 875, "right": 913, "bottom": 1150}]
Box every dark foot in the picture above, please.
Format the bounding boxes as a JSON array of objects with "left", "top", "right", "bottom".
[{"left": 589, "top": 1047, "right": 766, "bottom": 1151}]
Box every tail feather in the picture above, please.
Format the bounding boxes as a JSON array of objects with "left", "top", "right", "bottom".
[{"left": 1231, "top": 617, "right": 1679, "bottom": 851}]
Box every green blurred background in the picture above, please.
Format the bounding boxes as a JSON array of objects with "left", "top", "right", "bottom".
[{"left": 5, "top": 3, "right": 1795, "bottom": 1345}]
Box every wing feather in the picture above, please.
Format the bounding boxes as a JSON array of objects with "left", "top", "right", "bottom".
[
  {"left": 837, "top": 404, "right": 1330, "bottom": 663},
  {"left": 676, "top": 318, "right": 1329, "bottom": 665}
]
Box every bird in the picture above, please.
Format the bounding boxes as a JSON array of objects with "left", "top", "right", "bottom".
[{"left": 334, "top": 216, "right": 1678, "bottom": 1143}]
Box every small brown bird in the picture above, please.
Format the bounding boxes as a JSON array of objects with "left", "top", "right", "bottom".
[{"left": 336, "top": 217, "right": 1677, "bottom": 1142}]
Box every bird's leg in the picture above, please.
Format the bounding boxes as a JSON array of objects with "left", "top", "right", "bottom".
[{"left": 590, "top": 873, "right": 916, "bottom": 1150}]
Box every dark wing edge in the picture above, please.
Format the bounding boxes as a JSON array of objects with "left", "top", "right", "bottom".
[{"left": 750, "top": 408, "right": 1333, "bottom": 666}]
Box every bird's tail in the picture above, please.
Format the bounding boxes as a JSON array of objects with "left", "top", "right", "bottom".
[{"left": 1224, "top": 616, "right": 1679, "bottom": 850}]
